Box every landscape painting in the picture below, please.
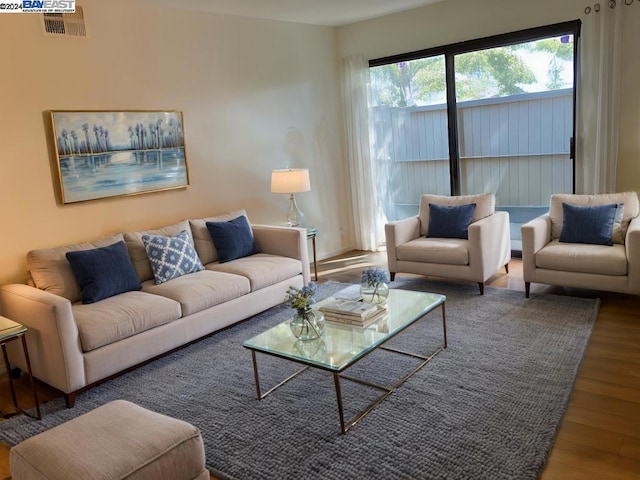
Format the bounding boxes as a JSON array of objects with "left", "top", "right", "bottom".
[{"left": 50, "top": 110, "right": 189, "bottom": 204}]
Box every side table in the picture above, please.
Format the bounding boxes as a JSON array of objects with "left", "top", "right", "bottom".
[
  {"left": 0, "top": 316, "right": 41, "bottom": 419},
  {"left": 306, "top": 227, "right": 318, "bottom": 281},
  {"left": 277, "top": 225, "right": 318, "bottom": 281}
]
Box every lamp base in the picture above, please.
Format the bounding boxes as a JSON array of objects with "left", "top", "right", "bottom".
[{"left": 287, "top": 194, "right": 305, "bottom": 227}]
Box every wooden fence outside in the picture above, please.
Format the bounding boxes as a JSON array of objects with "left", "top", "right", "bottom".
[{"left": 371, "top": 89, "right": 573, "bottom": 220}]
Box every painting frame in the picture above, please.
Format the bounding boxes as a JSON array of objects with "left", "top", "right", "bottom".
[{"left": 49, "top": 110, "right": 190, "bottom": 204}]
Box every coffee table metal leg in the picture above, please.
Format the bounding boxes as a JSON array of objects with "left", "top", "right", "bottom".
[
  {"left": 333, "top": 372, "right": 346, "bottom": 434},
  {"left": 251, "top": 351, "right": 262, "bottom": 399},
  {"left": 441, "top": 302, "right": 447, "bottom": 348}
]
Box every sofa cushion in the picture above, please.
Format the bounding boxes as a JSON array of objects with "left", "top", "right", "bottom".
[
  {"left": 559, "top": 203, "right": 619, "bottom": 246},
  {"left": 73, "top": 291, "right": 182, "bottom": 352},
  {"left": 142, "top": 270, "right": 250, "bottom": 316},
  {"left": 550, "top": 192, "right": 639, "bottom": 244},
  {"left": 419, "top": 193, "right": 494, "bottom": 237},
  {"left": 189, "top": 210, "right": 247, "bottom": 265},
  {"left": 66, "top": 241, "right": 142, "bottom": 304},
  {"left": 535, "top": 239, "right": 627, "bottom": 276},
  {"left": 427, "top": 203, "right": 476, "bottom": 239},
  {"left": 27, "top": 234, "right": 125, "bottom": 303},
  {"left": 124, "top": 220, "right": 192, "bottom": 283},
  {"left": 142, "top": 230, "right": 204, "bottom": 284},
  {"left": 396, "top": 237, "right": 469, "bottom": 265},
  {"left": 206, "top": 215, "right": 258, "bottom": 263},
  {"left": 206, "top": 253, "right": 302, "bottom": 291}
]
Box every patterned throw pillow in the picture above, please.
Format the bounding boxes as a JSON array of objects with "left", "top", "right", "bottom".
[{"left": 142, "top": 230, "right": 204, "bottom": 284}]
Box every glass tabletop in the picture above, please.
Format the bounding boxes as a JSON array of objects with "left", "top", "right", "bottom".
[
  {"left": 0, "top": 316, "right": 26, "bottom": 341},
  {"left": 243, "top": 289, "right": 445, "bottom": 372}
]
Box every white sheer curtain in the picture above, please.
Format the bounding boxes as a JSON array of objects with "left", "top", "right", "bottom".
[
  {"left": 576, "top": 1, "right": 623, "bottom": 194},
  {"left": 341, "top": 54, "right": 386, "bottom": 251}
]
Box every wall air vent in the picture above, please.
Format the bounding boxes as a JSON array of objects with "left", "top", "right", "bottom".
[{"left": 42, "top": 6, "right": 86, "bottom": 37}]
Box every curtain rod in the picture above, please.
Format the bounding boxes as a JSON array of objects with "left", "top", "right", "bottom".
[{"left": 585, "top": 0, "right": 636, "bottom": 14}]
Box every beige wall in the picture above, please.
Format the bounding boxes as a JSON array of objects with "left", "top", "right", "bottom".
[
  {"left": 0, "top": 0, "right": 353, "bottom": 285},
  {"left": 338, "top": 0, "right": 640, "bottom": 193}
]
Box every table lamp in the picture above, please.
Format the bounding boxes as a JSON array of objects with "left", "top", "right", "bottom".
[{"left": 271, "top": 168, "right": 310, "bottom": 227}]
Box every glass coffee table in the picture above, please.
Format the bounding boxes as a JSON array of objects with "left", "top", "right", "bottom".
[{"left": 243, "top": 288, "right": 446, "bottom": 434}]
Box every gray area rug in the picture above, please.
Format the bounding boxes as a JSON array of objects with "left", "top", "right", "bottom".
[{"left": 0, "top": 279, "right": 599, "bottom": 480}]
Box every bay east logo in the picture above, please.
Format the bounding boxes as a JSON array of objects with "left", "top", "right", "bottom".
[{"left": 22, "top": 0, "right": 75, "bottom": 12}]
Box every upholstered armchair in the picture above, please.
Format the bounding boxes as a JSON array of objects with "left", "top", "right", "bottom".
[
  {"left": 385, "top": 193, "right": 511, "bottom": 295},
  {"left": 521, "top": 192, "right": 640, "bottom": 297}
]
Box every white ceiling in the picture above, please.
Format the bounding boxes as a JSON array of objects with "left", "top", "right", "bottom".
[{"left": 145, "top": 0, "right": 445, "bottom": 27}]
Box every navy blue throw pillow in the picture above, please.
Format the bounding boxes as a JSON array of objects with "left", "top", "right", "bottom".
[
  {"left": 427, "top": 203, "right": 477, "bottom": 239},
  {"left": 206, "top": 215, "right": 258, "bottom": 263},
  {"left": 66, "top": 241, "right": 141, "bottom": 304},
  {"left": 559, "top": 202, "right": 618, "bottom": 246}
]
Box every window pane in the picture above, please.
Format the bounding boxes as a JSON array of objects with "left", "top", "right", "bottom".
[
  {"left": 455, "top": 35, "right": 574, "bottom": 102},
  {"left": 369, "top": 56, "right": 450, "bottom": 221},
  {"left": 455, "top": 35, "right": 575, "bottom": 250}
]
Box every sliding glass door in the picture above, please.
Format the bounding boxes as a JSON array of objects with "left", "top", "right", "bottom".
[
  {"left": 369, "top": 55, "right": 450, "bottom": 221},
  {"left": 455, "top": 37, "right": 575, "bottom": 249},
  {"left": 369, "top": 22, "right": 579, "bottom": 252}
]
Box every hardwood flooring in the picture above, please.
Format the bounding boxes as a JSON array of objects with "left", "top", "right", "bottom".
[{"left": 0, "top": 251, "right": 638, "bottom": 479}]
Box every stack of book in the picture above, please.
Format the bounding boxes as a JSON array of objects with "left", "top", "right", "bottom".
[{"left": 319, "top": 299, "right": 387, "bottom": 327}]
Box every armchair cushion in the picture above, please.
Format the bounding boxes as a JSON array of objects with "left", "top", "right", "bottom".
[
  {"left": 535, "top": 240, "right": 627, "bottom": 276},
  {"left": 559, "top": 202, "right": 619, "bottom": 246},
  {"left": 396, "top": 238, "right": 469, "bottom": 265},
  {"left": 550, "top": 192, "right": 639, "bottom": 244},
  {"left": 419, "top": 193, "right": 495, "bottom": 236},
  {"left": 427, "top": 203, "right": 476, "bottom": 239}
]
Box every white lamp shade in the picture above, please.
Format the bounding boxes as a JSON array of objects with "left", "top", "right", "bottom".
[{"left": 270, "top": 168, "right": 311, "bottom": 194}]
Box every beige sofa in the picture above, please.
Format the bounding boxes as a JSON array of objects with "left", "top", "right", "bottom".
[
  {"left": 0, "top": 210, "right": 310, "bottom": 407},
  {"left": 521, "top": 192, "right": 640, "bottom": 297}
]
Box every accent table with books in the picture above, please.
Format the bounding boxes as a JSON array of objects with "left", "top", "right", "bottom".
[
  {"left": 0, "top": 315, "right": 41, "bottom": 419},
  {"left": 243, "top": 288, "right": 447, "bottom": 434}
]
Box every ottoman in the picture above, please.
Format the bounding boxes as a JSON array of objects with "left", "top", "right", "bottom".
[{"left": 10, "top": 400, "right": 209, "bottom": 480}]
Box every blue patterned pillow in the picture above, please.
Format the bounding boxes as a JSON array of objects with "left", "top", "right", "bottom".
[
  {"left": 66, "top": 241, "right": 141, "bottom": 304},
  {"left": 142, "top": 230, "right": 204, "bottom": 284}
]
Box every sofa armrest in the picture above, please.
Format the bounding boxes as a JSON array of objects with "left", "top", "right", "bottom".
[
  {"left": 385, "top": 216, "right": 421, "bottom": 274},
  {"left": 0, "top": 284, "right": 84, "bottom": 394},
  {"left": 521, "top": 214, "right": 552, "bottom": 283},
  {"left": 467, "top": 211, "right": 511, "bottom": 280},
  {"left": 626, "top": 215, "right": 640, "bottom": 294},
  {"left": 252, "top": 225, "right": 310, "bottom": 284}
]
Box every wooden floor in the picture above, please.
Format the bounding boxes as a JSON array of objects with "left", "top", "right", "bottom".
[{"left": 0, "top": 251, "right": 638, "bottom": 479}]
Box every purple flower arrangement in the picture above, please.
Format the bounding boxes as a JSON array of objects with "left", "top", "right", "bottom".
[
  {"left": 285, "top": 281, "right": 318, "bottom": 312},
  {"left": 361, "top": 267, "right": 390, "bottom": 287}
]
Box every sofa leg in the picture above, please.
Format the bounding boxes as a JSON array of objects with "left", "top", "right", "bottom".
[
  {"left": 65, "top": 392, "right": 77, "bottom": 408},
  {"left": 478, "top": 282, "right": 485, "bottom": 295},
  {"left": 525, "top": 282, "right": 531, "bottom": 298},
  {"left": 390, "top": 272, "right": 396, "bottom": 281},
  {"left": 504, "top": 263, "right": 509, "bottom": 274}
]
